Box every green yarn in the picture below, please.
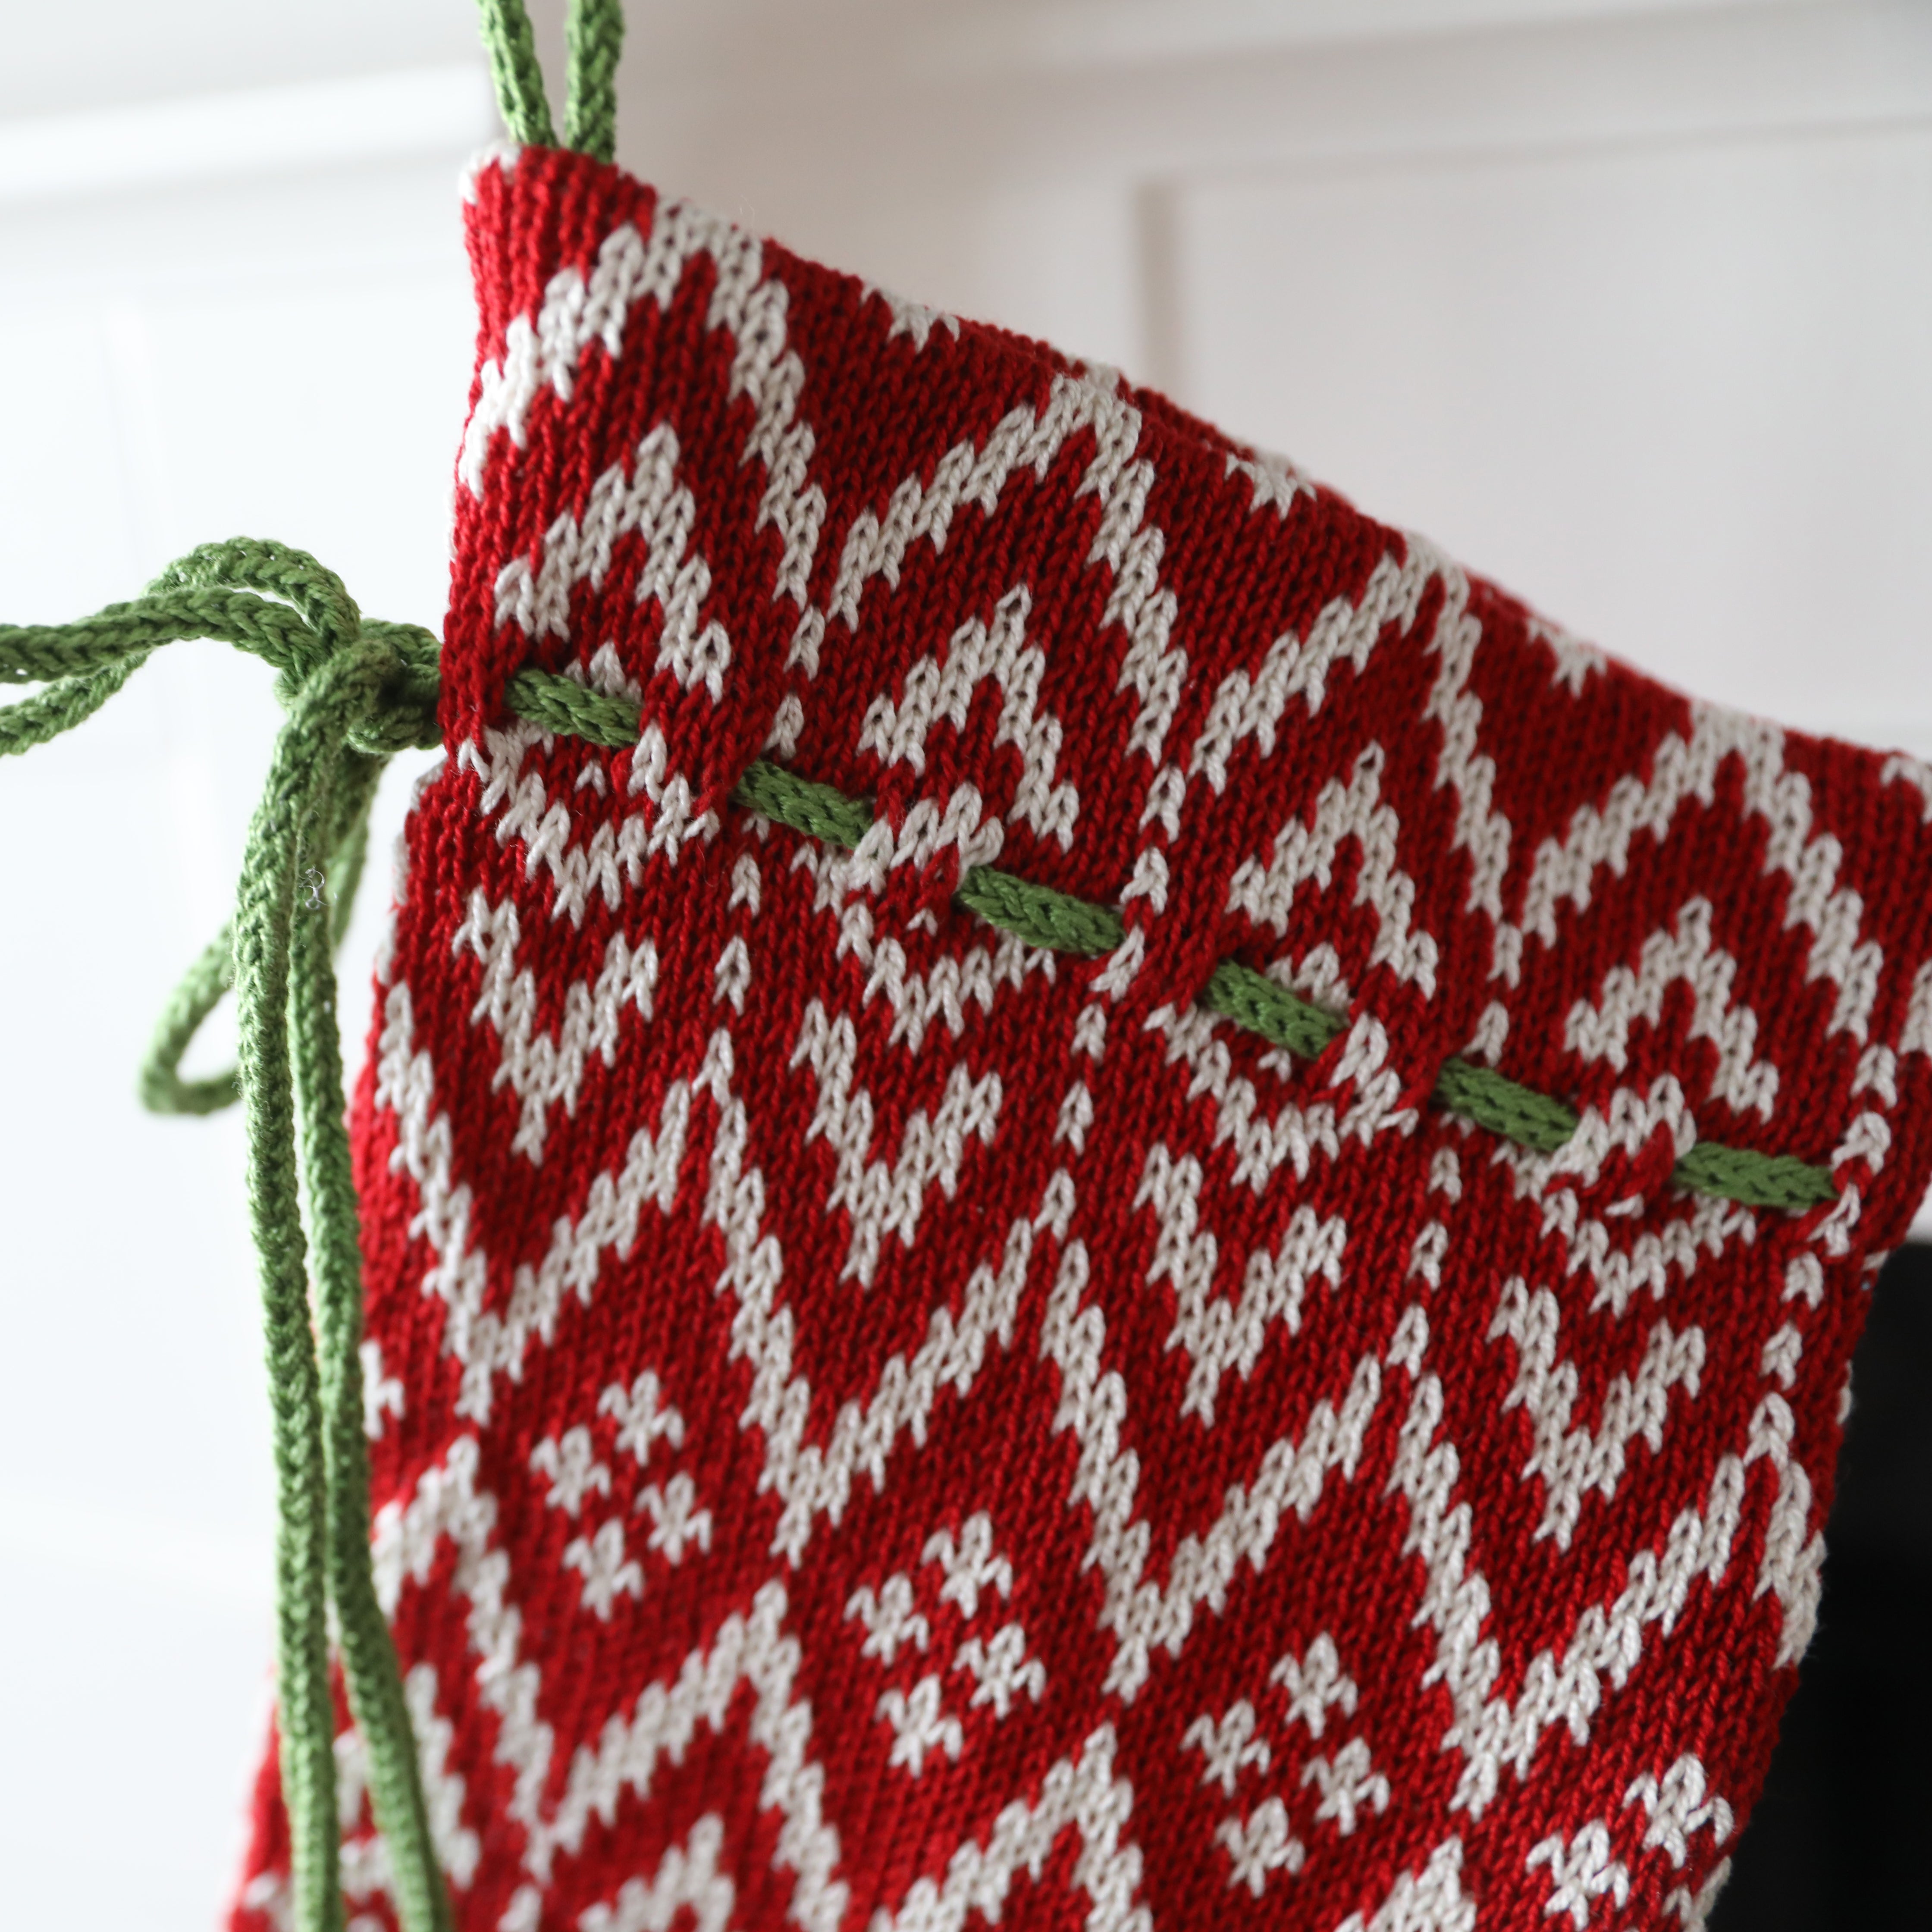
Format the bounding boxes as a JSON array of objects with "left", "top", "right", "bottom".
[
  {"left": 1, "top": 581, "right": 1838, "bottom": 1219},
  {"left": 732, "top": 756, "right": 874, "bottom": 851},
  {"left": 289, "top": 758, "right": 454, "bottom": 1932},
  {"left": 955, "top": 866, "right": 1128, "bottom": 957},
  {"left": 1431, "top": 1052, "right": 1579, "bottom": 1156},
  {"left": 475, "top": 0, "right": 555, "bottom": 148},
  {"left": 140, "top": 927, "right": 240, "bottom": 1115},
  {"left": 565, "top": 0, "right": 625, "bottom": 163},
  {"left": 1199, "top": 959, "right": 1349, "bottom": 1063},
  {"left": 504, "top": 664, "right": 641, "bottom": 746},
  {"left": 476, "top": 0, "right": 625, "bottom": 164},
  {"left": 715, "top": 746, "right": 1843, "bottom": 1216},
  {"left": 1674, "top": 1140, "right": 1838, "bottom": 1211}
]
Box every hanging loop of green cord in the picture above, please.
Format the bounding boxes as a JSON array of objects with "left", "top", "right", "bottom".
[
  {"left": 477, "top": 0, "right": 625, "bottom": 163},
  {"left": 0, "top": 13, "right": 633, "bottom": 1929}
]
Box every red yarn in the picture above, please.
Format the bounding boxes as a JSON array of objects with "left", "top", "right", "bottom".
[{"left": 232, "top": 144, "right": 1932, "bottom": 1932}]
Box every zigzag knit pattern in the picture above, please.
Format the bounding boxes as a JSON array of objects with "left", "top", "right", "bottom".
[{"left": 232, "top": 143, "right": 1932, "bottom": 1932}]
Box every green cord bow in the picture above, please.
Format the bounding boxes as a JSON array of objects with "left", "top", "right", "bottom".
[{"left": 1, "top": 541, "right": 452, "bottom": 1932}]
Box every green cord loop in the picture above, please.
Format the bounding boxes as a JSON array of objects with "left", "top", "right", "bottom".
[
  {"left": 476, "top": 0, "right": 625, "bottom": 163},
  {"left": 0, "top": 527, "right": 1843, "bottom": 1924}
]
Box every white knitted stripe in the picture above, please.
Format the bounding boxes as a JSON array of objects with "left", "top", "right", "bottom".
[
  {"left": 1420, "top": 547, "right": 1519, "bottom": 985},
  {"left": 790, "top": 1000, "right": 1003, "bottom": 1287},
  {"left": 1489, "top": 1280, "right": 1706, "bottom": 1550},
  {"left": 1225, "top": 743, "right": 1440, "bottom": 998},
  {"left": 812, "top": 367, "right": 1187, "bottom": 775},
  {"left": 492, "top": 421, "right": 733, "bottom": 703},
  {"left": 701, "top": 1021, "right": 1065, "bottom": 1562},
  {"left": 1386, "top": 1298, "right": 1823, "bottom": 1816},
  {"left": 787, "top": 838, "right": 1058, "bottom": 1055},
  {"left": 1150, "top": 1004, "right": 1345, "bottom": 1190},
  {"left": 577, "top": 1818, "right": 734, "bottom": 1932},
  {"left": 1041, "top": 1232, "right": 1383, "bottom": 1700},
  {"left": 374, "top": 1444, "right": 844, "bottom": 1927},
  {"left": 375, "top": 980, "right": 692, "bottom": 1424},
  {"left": 528, "top": 1581, "right": 847, "bottom": 1926},
  {"left": 1526, "top": 1822, "right": 1630, "bottom": 1929},
  {"left": 1521, "top": 706, "right": 1882, "bottom": 1039},
  {"left": 457, "top": 710, "right": 715, "bottom": 929},
  {"left": 460, "top": 190, "right": 825, "bottom": 613},
  {"left": 1134, "top": 1142, "right": 1346, "bottom": 1424},
  {"left": 1332, "top": 1839, "right": 1477, "bottom": 1932},
  {"left": 1493, "top": 1140, "right": 1758, "bottom": 1320},
  {"left": 1222, "top": 446, "right": 1314, "bottom": 518},
  {"left": 1190, "top": 544, "right": 1433, "bottom": 793},
  {"left": 371, "top": 1438, "right": 556, "bottom": 1865},
  {"left": 1565, "top": 898, "right": 1778, "bottom": 1119},
  {"left": 451, "top": 887, "right": 659, "bottom": 1164},
  {"left": 868, "top": 1726, "right": 1151, "bottom": 1932},
  {"left": 857, "top": 584, "right": 1079, "bottom": 850}
]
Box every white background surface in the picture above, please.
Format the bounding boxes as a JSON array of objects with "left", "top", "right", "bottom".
[{"left": 2, "top": 3, "right": 1930, "bottom": 1926}]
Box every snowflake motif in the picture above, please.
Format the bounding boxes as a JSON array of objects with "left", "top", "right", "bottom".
[
  {"left": 1182, "top": 1703, "right": 1271, "bottom": 1795},
  {"left": 530, "top": 1427, "right": 613, "bottom": 1515},
  {"left": 1271, "top": 1633, "right": 1360, "bottom": 1739},
  {"left": 1527, "top": 1822, "right": 1632, "bottom": 1929},
  {"left": 876, "top": 1676, "right": 964, "bottom": 1775},
  {"left": 846, "top": 1575, "right": 930, "bottom": 1664},
  {"left": 637, "top": 1473, "right": 713, "bottom": 1562},
  {"left": 562, "top": 1520, "right": 643, "bottom": 1619},
  {"left": 953, "top": 1624, "right": 1046, "bottom": 1718},
  {"left": 1216, "top": 1799, "right": 1305, "bottom": 1897},
  {"left": 923, "top": 1514, "right": 1013, "bottom": 1617},
  {"left": 598, "top": 1373, "right": 685, "bottom": 1466},
  {"left": 1302, "top": 1739, "right": 1392, "bottom": 1835}
]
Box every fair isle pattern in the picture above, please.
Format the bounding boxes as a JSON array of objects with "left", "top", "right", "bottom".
[{"left": 230, "top": 145, "right": 1932, "bottom": 1932}]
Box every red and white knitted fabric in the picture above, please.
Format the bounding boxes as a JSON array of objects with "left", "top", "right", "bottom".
[{"left": 235, "top": 144, "right": 1932, "bottom": 1932}]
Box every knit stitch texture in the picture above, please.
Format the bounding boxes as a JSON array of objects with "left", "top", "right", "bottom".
[{"left": 232, "top": 143, "right": 1932, "bottom": 1932}]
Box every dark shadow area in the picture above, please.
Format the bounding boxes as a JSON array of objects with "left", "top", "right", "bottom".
[{"left": 1711, "top": 1243, "right": 1932, "bottom": 1930}]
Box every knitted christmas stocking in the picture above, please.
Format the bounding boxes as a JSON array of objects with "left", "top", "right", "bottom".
[{"left": 7, "top": 7, "right": 1932, "bottom": 1932}]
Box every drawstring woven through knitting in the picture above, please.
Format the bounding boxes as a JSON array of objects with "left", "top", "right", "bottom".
[{"left": 0, "top": 563, "right": 1847, "bottom": 1927}]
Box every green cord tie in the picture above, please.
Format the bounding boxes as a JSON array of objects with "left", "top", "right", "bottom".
[
  {"left": 0, "top": 16, "right": 644, "bottom": 1925},
  {"left": 0, "top": 534, "right": 1841, "bottom": 1925},
  {"left": 477, "top": 0, "right": 624, "bottom": 163},
  {"left": 2, "top": 543, "right": 448, "bottom": 1932}
]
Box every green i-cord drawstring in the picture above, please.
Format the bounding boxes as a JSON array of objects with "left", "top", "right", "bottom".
[
  {"left": 0, "top": 5, "right": 1843, "bottom": 1927},
  {"left": 0, "top": 573, "right": 1846, "bottom": 1923}
]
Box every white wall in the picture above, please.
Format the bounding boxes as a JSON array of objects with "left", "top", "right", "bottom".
[{"left": 2, "top": 4, "right": 1929, "bottom": 1927}]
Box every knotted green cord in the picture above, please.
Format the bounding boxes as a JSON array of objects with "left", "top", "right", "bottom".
[
  {"left": 0, "top": 545, "right": 449, "bottom": 1932},
  {"left": 475, "top": 0, "right": 554, "bottom": 148}
]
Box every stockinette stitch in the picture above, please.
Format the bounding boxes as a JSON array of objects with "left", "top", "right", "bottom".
[
  {"left": 261, "top": 137, "right": 1931, "bottom": 1928},
  {"left": 3, "top": 5, "right": 1930, "bottom": 1929}
]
